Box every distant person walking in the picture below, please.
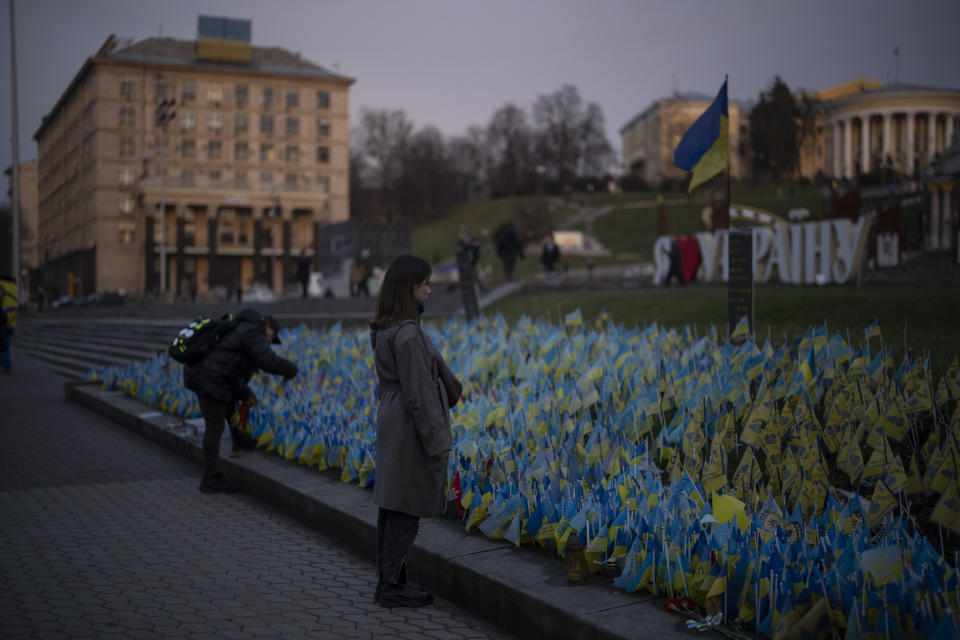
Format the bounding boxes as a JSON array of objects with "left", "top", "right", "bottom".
[
  {"left": 297, "top": 250, "right": 311, "bottom": 299},
  {"left": 0, "top": 276, "right": 16, "bottom": 373},
  {"left": 664, "top": 240, "right": 685, "bottom": 286},
  {"left": 183, "top": 309, "right": 298, "bottom": 493},
  {"left": 0, "top": 308, "right": 12, "bottom": 373},
  {"left": 494, "top": 222, "right": 525, "bottom": 282},
  {"left": 369, "top": 254, "right": 456, "bottom": 608},
  {"left": 541, "top": 235, "right": 561, "bottom": 283},
  {"left": 350, "top": 249, "right": 372, "bottom": 298}
]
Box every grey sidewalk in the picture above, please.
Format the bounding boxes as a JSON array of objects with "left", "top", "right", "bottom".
[
  {"left": 0, "top": 354, "right": 517, "bottom": 640},
  {"left": 56, "top": 375, "right": 713, "bottom": 639}
]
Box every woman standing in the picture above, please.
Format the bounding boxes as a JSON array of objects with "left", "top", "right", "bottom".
[{"left": 369, "top": 254, "right": 453, "bottom": 608}]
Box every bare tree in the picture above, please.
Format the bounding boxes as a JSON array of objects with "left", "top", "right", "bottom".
[
  {"left": 355, "top": 108, "right": 414, "bottom": 218},
  {"left": 532, "top": 85, "right": 612, "bottom": 187},
  {"left": 487, "top": 103, "right": 533, "bottom": 197},
  {"left": 396, "top": 126, "right": 459, "bottom": 222},
  {"left": 447, "top": 125, "right": 490, "bottom": 201},
  {"left": 579, "top": 102, "right": 613, "bottom": 177}
]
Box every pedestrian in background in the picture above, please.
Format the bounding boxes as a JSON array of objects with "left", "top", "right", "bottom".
[
  {"left": 183, "top": 309, "right": 298, "bottom": 493},
  {"left": 350, "top": 249, "right": 372, "bottom": 297},
  {"left": 0, "top": 276, "right": 16, "bottom": 373},
  {"left": 494, "top": 222, "right": 525, "bottom": 282},
  {"left": 0, "top": 308, "right": 12, "bottom": 373},
  {"left": 369, "top": 254, "right": 453, "bottom": 608},
  {"left": 541, "top": 234, "right": 561, "bottom": 283},
  {"left": 297, "top": 250, "right": 311, "bottom": 299}
]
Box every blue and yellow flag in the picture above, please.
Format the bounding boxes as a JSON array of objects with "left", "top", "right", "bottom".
[{"left": 673, "top": 80, "right": 729, "bottom": 192}]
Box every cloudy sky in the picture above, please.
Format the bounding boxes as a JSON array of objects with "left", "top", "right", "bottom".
[{"left": 1, "top": 0, "right": 959, "bottom": 176}]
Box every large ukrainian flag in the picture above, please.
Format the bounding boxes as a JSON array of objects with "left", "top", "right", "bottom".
[{"left": 673, "top": 80, "right": 729, "bottom": 193}]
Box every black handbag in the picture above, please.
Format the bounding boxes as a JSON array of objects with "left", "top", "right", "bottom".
[{"left": 436, "top": 355, "right": 462, "bottom": 408}]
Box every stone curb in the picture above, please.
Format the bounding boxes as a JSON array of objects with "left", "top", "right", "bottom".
[{"left": 65, "top": 380, "right": 711, "bottom": 640}]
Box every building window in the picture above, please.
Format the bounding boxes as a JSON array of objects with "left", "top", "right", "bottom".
[
  {"left": 284, "top": 145, "right": 299, "bottom": 163},
  {"left": 235, "top": 84, "right": 248, "bottom": 106},
  {"left": 285, "top": 117, "right": 299, "bottom": 137},
  {"left": 207, "top": 83, "right": 223, "bottom": 104},
  {"left": 234, "top": 142, "right": 249, "bottom": 161},
  {"left": 118, "top": 166, "right": 136, "bottom": 186},
  {"left": 261, "top": 87, "right": 274, "bottom": 108},
  {"left": 119, "top": 77, "right": 135, "bottom": 99},
  {"left": 119, "top": 135, "right": 135, "bottom": 156},
  {"left": 285, "top": 173, "right": 298, "bottom": 189},
  {"left": 316, "top": 90, "right": 330, "bottom": 109},
  {"left": 316, "top": 117, "right": 330, "bottom": 137},
  {"left": 155, "top": 81, "right": 168, "bottom": 101},
  {"left": 118, "top": 222, "right": 136, "bottom": 245},
  {"left": 234, "top": 114, "right": 248, "bottom": 134},
  {"left": 184, "top": 214, "right": 197, "bottom": 246},
  {"left": 316, "top": 175, "right": 329, "bottom": 193},
  {"left": 181, "top": 169, "right": 195, "bottom": 186},
  {"left": 209, "top": 169, "right": 221, "bottom": 184},
  {"left": 219, "top": 211, "right": 236, "bottom": 244},
  {"left": 316, "top": 146, "right": 329, "bottom": 164},
  {"left": 260, "top": 115, "right": 274, "bottom": 136},
  {"left": 260, "top": 171, "right": 273, "bottom": 186},
  {"left": 118, "top": 195, "right": 135, "bottom": 214},
  {"left": 259, "top": 143, "right": 274, "bottom": 162},
  {"left": 181, "top": 80, "right": 197, "bottom": 103},
  {"left": 208, "top": 112, "right": 223, "bottom": 132},
  {"left": 180, "top": 111, "right": 196, "bottom": 131},
  {"left": 286, "top": 89, "right": 299, "bottom": 108},
  {"left": 181, "top": 139, "right": 196, "bottom": 158},
  {"left": 234, "top": 171, "right": 248, "bottom": 187},
  {"left": 119, "top": 106, "right": 135, "bottom": 126},
  {"left": 207, "top": 140, "right": 222, "bottom": 159}
]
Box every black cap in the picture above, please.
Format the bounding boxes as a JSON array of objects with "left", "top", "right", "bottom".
[{"left": 264, "top": 315, "right": 281, "bottom": 344}]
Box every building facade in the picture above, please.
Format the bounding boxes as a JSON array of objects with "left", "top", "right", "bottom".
[
  {"left": 34, "top": 25, "right": 353, "bottom": 298},
  {"left": 619, "top": 91, "right": 748, "bottom": 186},
  {"left": 622, "top": 79, "right": 960, "bottom": 187},
  {"left": 813, "top": 79, "right": 960, "bottom": 180}
]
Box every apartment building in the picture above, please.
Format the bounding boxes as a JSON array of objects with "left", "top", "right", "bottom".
[{"left": 34, "top": 18, "right": 354, "bottom": 297}]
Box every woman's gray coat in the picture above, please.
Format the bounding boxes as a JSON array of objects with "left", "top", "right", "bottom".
[{"left": 371, "top": 319, "right": 452, "bottom": 517}]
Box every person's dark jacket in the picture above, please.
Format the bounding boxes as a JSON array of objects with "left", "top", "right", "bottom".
[{"left": 183, "top": 309, "right": 297, "bottom": 403}]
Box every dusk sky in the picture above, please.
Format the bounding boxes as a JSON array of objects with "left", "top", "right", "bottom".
[{"left": 2, "top": 0, "right": 960, "bottom": 179}]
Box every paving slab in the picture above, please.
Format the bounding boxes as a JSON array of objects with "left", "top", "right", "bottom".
[{"left": 65, "top": 379, "right": 719, "bottom": 640}]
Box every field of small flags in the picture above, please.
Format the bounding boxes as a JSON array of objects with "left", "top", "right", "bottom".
[{"left": 92, "top": 311, "right": 960, "bottom": 639}]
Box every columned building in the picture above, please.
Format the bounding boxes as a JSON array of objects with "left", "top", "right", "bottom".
[
  {"left": 818, "top": 81, "right": 960, "bottom": 180},
  {"left": 34, "top": 18, "right": 354, "bottom": 298}
]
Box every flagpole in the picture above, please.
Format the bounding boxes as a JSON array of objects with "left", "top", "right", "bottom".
[
  {"left": 8, "top": 0, "right": 21, "bottom": 292},
  {"left": 725, "top": 74, "right": 731, "bottom": 232}
]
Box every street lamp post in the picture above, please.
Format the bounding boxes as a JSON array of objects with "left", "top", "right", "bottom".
[{"left": 154, "top": 98, "right": 176, "bottom": 298}]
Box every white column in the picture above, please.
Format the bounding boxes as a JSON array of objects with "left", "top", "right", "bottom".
[
  {"left": 905, "top": 111, "right": 916, "bottom": 175},
  {"left": 844, "top": 118, "right": 854, "bottom": 179},
  {"left": 861, "top": 115, "right": 871, "bottom": 174},
  {"left": 928, "top": 112, "right": 938, "bottom": 161},
  {"left": 947, "top": 115, "right": 956, "bottom": 149},
  {"left": 882, "top": 111, "right": 893, "bottom": 164},
  {"left": 833, "top": 121, "right": 843, "bottom": 177}
]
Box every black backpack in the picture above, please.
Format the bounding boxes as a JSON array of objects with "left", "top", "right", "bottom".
[{"left": 168, "top": 314, "right": 238, "bottom": 365}]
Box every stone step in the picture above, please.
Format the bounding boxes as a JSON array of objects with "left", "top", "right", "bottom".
[{"left": 16, "top": 338, "right": 143, "bottom": 370}]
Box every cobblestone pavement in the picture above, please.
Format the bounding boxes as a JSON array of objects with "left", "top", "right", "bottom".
[{"left": 0, "top": 354, "right": 515, "bottom": 639}]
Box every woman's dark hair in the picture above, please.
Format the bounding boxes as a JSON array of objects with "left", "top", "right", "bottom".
[{"left": 370, "top": 254, "right": 432, "bottom": 330}]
